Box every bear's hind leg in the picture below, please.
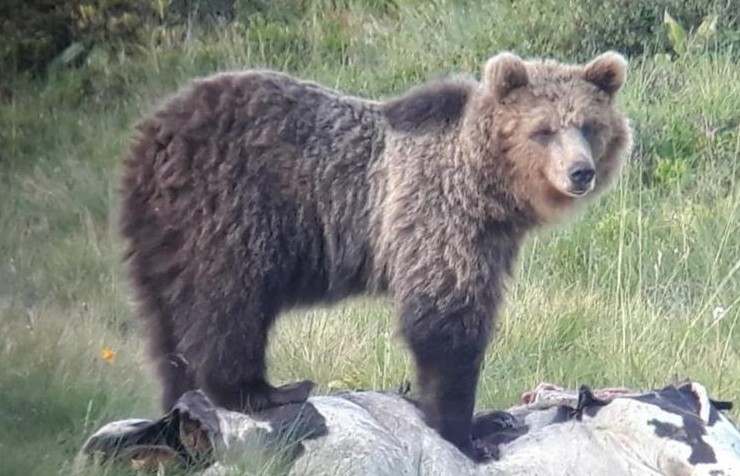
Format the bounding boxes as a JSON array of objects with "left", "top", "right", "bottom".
[
  {"left": 193, "top": 297, "right": 314, "bottom": 413},
  {"left": 159, "top": 352, "right": 196, "bottom": 411},
  {"left": 146, "top": 306, "right": 197, "bottom": 411}
]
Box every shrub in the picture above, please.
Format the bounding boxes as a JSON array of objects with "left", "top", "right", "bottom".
[
  {"left": 73, "top": 0, "right": 158, "bottom": 50},
  {"left": 502, "top": 0, "right": 738, "bottom": 60},
  {"left": 0, "top": 1, "right": 75, "bottom": 74},
  {"left": 3, "top": 0, "right": 738, "bottom": 77}
]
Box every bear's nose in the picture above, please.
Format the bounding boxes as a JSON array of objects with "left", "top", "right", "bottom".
[{"left": 568, "top": 163, "right": 595, "bottom": 191}]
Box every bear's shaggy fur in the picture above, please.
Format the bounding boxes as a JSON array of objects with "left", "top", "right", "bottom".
[{"left": 119, "top": 51, "right": 632, "bottom": 460}]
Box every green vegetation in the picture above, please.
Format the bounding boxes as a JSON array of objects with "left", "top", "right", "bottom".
[{"left": 1, "top": 1, "right": 738, "bottom": 475}]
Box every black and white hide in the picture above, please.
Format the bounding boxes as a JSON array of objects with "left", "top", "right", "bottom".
[{"left": 77, "top": 380, "right": 740, "bottom": 476}]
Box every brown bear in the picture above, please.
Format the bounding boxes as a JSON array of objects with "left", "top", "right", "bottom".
[{"left": 119, "top": 51, "right": 632, "bottom": 460}]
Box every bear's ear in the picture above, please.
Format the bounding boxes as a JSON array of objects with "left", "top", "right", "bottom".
[
  {"left": 483, "top": 52, "right": 529, "bottom": 101},
  {"left": 583, "top": 51, "right": 628, "bottom": 96}
]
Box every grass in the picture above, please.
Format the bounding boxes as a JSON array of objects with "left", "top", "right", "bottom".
[{"left": 1, "top": 1, "right": 739, "bottom": 475}]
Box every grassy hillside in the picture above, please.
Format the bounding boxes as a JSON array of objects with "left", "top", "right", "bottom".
[{"left": 1, "top": 1, "right": 739, "bottom": 475}]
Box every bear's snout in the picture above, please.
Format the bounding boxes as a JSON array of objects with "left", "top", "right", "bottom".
[{"left": 568, "top": 161, "right": 596, "bottom": 195}]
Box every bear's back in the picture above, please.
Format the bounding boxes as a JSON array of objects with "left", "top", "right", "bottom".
[
  {"left": 133, "top": 69, "right": 380, "bottom": 168},
  {"left": 120, "top": 69, "right": 388, "bottom": 308}
]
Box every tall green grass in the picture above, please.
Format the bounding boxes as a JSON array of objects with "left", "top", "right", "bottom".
[{"left": 1, "top": 1, "right": 738, "bottom": 475}]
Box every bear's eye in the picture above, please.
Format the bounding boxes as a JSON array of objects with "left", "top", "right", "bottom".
[
  {"left": 531, "top": 127, "right": 555, "bottom": 144},
  {"left": 581, "top": 123, "right": 600, "bottom": 141}
]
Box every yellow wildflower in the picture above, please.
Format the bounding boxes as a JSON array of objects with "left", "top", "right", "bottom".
[{"left": 101, "top": 347, "right": 117, "bottom": 363}]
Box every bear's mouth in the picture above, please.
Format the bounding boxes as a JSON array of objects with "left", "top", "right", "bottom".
[
  {"left": 565, "top": 187, "right": 590, "bottom": 197},
  {"left": 565, "top": 180, "right": 595, "bottom": 197}
]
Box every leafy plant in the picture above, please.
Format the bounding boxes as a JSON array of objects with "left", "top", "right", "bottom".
[{"left": 663, "top": 9, "right": 718, "bottom": 57}]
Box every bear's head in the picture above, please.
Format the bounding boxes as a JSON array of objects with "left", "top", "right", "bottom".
[{"left": 466, "top": 51, "right": 633, "bottom": 225}]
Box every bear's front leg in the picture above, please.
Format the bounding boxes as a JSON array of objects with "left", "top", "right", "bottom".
[
  {"left": 399, "top": 292, "right": 493, "bottom": 461},
  {"left": 414, "top": 347, "right": 483, "bottom": 458}
]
